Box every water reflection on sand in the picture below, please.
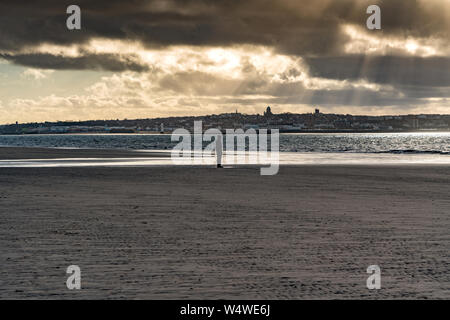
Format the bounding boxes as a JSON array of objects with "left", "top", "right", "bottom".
[{"left": 0, "top": 151, "right": 449, "bottom": 167}]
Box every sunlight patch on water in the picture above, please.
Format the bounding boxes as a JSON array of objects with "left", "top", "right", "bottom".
[{"left": 0, "top": 152, "right": 449, "bottom": 167}]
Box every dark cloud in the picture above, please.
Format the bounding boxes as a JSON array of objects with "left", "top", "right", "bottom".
[
  {"left": 304, "top": 55, "right": 450, "bottom": 87},
  {"left": 0, "top": 0, "right": 448, "bottom": 55},
  {"left": 0, "top": 53, "right": 149, "bottom": 72}
]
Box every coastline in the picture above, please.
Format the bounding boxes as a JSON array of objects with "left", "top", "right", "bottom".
[{"left": 1, "top": 128, "right": 449, "bottom": 135}]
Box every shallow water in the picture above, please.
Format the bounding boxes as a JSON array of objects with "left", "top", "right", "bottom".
[
  {"left": 1, "top": 132, "right": 449, "bottom": 154},
  {"left": 0, "top": 151, "right": 449, "bottom": 167}
]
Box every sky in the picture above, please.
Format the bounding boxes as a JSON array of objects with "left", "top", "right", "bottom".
[{"left": 0, "top": 0, "right": 449, "bottom": 124}]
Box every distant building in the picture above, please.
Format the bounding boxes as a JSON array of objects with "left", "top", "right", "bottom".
[{"left": 264, "top": 106, "right": 273, "bottom": 117}]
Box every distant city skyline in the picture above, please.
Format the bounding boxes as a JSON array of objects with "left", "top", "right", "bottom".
[
  {"left": 2, "top": 106, "right": 449, "bottom": 135},
  {"left": 1, "top": 1, "right": 449, "bottom": 124}
]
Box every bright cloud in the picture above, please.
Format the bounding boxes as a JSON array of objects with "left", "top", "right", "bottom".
[
  {"left": 21, "top": 68, "right": 54, "bottom": 80},
  {"left": 2, "top": 42, "right": 436, "bottom": 124},
  {"left": 343, "top": 25, "right": 447, "bottom": 57}
]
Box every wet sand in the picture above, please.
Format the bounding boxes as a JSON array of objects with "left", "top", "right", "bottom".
[
  {"left": 0, "top": 146, "right": 167, "bottom": 160},
  {"left": 0, "top": 148, "right": 449, "bottom": 299}
]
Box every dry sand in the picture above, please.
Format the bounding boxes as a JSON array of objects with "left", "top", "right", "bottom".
[{"left": 0, "top": 147, "right": 449, "bottom": 299}]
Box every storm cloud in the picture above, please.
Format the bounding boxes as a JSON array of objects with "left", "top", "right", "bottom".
[
  {"left": 305, "top": 55, "right": 450, "bottom": 87},
  {"left": 1, "top": 53, "right": 149, "bottom": 72},
  {"left": 1, "top": 0, "right": 448, "bottom": 54}
]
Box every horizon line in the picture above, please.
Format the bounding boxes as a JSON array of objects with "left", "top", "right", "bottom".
[{"left": 2, "top": 110, "right": 450, "bottom": 127}]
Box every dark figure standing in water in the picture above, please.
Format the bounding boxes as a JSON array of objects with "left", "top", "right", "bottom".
[{"left": 216, "top": 133, "right": 223, "bottom": 168}]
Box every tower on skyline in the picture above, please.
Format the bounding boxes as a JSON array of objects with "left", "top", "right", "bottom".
[{"left": 264, "top": 106, "right": 273, "bottom": 117}]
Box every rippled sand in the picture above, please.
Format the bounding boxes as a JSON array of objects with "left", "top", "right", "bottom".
[{"left": 0, "top": 148, "right": 448, "bottom": 299}]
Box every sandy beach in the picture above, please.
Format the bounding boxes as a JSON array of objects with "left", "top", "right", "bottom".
[{"left": 0, "top": 147, "right": 448, "bottom": 299}]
